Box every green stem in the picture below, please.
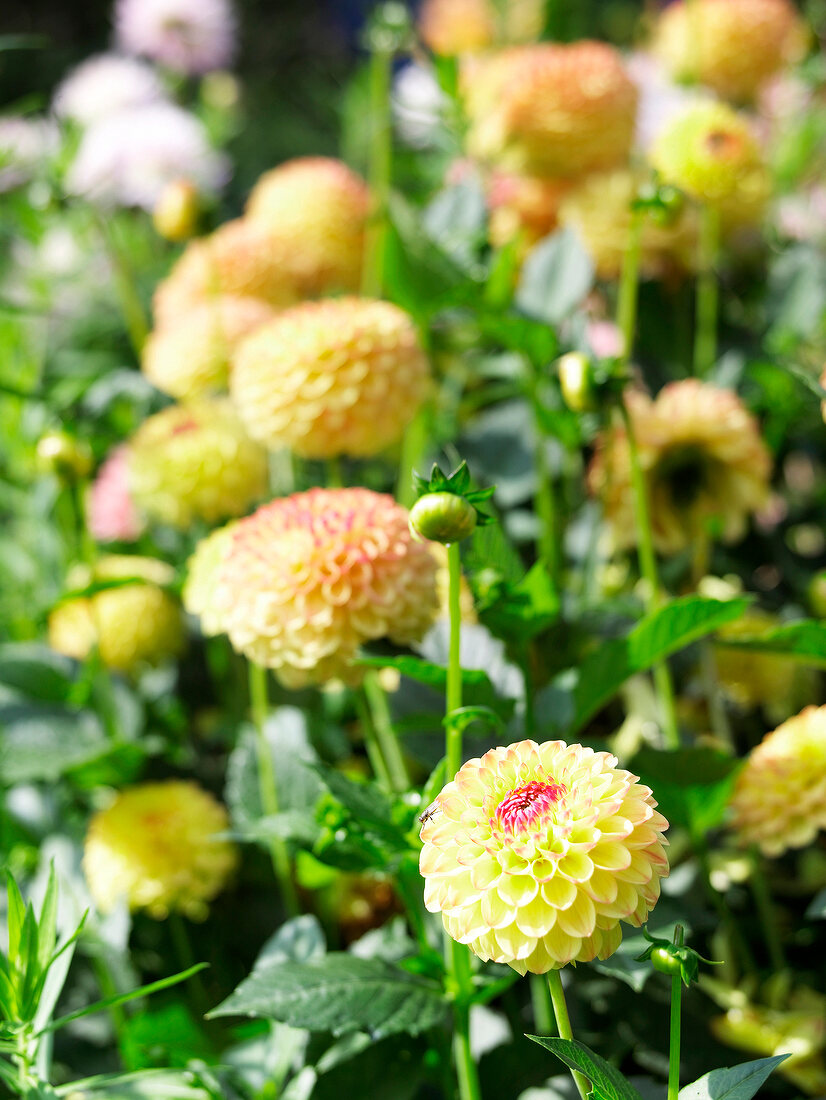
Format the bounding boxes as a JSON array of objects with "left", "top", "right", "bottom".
[
  {"left": 532, "top": 404, "right": 560, "bottom": 588},
  {"left": 546, "top": 970, "right": 588, "bottom": 1100},
  {"left": 247, "top": 661, "right": 300, "bottom": 916},
  {"left": 694, "top": 204, "right": 720, "bottom": 376},
  {"left": 326, "top": 455, "right": 344, "bottom": 489},
  {"left": 168, "top": 913, "right": 210, "bottom": 1022},
  {"left": 530, "top": 973, "right": 553, "bottom": 1035},
  {"left": 95, "top": 213, "right": 148, "bottom": 357},
  {"left": 749, "top": 849, "right": 786, "bottom": 973},
  {"left": 360, "top": 670, "right": 410, "bottom": 793},
  {"left": 667, "top": 927, "right": 684, "bottom": 1100},
  {"left": 396, "top": 405, "right": 430, "bottom": 509},
  {"left": 446, "top": 541, "right": 464, "bottom": 778},
  {"left": 617, "top": 207, "right": 644, "bottom": 364},
  {"left": 361, "top": 39, "right": 393, "bottom": 298}
]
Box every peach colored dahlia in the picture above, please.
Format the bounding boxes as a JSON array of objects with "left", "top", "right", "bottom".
[
  {"left": 127, "top": 398, "right": 268, "bottom": 528},
  {"left": 729, "top": 705, "right": 826, "bottom": 857},
  {"left": 463, "top": 42, "right": 638, "bottom": 177},
  {"left": 84, "top": 780, "right": 237, "bottom": 919},
  {"left": 589, "top": 381, "right": 772, "bottom": 555},
  {"left": 182, "top": 520, "right": 237, "bottom": 637},
  {"left": 230, "top": 298, "right": 430, "bottom": 459},
  {"left": 206, "top": 488, "right": 439, "bottom": 687},
  {"left": 419, "top": 0, "right": 544, "bottom": 55},
  {"left": 245, "top": 157, "right": 369, "bottom": 298},
  {"left": 420, "top": 739, "right": 669, "bottom": 973}
]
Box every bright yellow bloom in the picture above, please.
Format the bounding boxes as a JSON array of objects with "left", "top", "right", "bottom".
[
  {"left": 84, "top": 781, "right": 237, "bottom": 919},
  {"left": 464, "top": 42, "right": 638, "bottom": 177},
  {"left": 203, "top": 488, "right": 439, "bottom": 687},
  {"left": 127, "top": 398, "right": 268, "bottom": 528},
  {"left": 48, "top": 556, "right": 184, "bottom": 673},
  {"left": 654, "top": 0, "right": 805, "bottom": 103},
  {"left": 419, "top": 0, "right": 544, "bottom": 55},
  {"left": 650, "top": 100, "right": 770, "bottom": 226},
  {"left": 589, "top": 381, "right": 772, "bottom": 555},
  {"left": 420, "top": 739, "right": 669, "bottom": 973},
  {"left": 245, "top": 157, "right": 369, "bottom": 297},
  {"left": 142, "top": 295, "right": 275, "bottom": 399},
  {"left": 729, "top": 705, "right": 826, "bottom": 856},
  {"left": 230, "top": 298, "right": 430, "bottom": 459}
]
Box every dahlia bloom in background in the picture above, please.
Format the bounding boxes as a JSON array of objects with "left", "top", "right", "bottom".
[
  {"left": 463, "top": 42, "right": 638, "bottom": 177},
  {"left": 626, "top": 52, "right": 702, "bottom": 153},
  {"left": 87, "top": 445, "right": 144, "bottom": 543},
  {"left": 729, "top": 705, "right": 826, "bottom": 856},
  {"left": 653, "top": 0, "right": 805, "bottom": 103},
  {"left": 418, "top": 0, "right": 544, "bottom": 56},
  {"left": 245, "top": 158, "right": 369, "bottom": 298},
  {"left": 84, "top": 781, "right": 237, "bottom": 919},
  {"left": 142, "top": 295, "right": 276, "bottom": 398},
  {"left": 126, "top": 398, "right": 268, "bottom": 528},
  {"left": 192, "top": 488, "right": 439, "bottom": 687},
  {"left": 52, "top": 54, "right": 165, "bottom": 126},
  {"left": 420, "top": 739, "right": 669, "bottom": 973},
  {"left": 66, "top": 103, "right": 228, "bottom": 210},
  {"left": 589, "top": 380, "right": 772, "bottom": 555},
  {"left": 182, "top": 521, "right": 238, "bottom": 637},
  {"left": 48, "top": 556, "right": 184, "bottom": 672},
  {"left": 392, "top": 63, "right": 446, "bottom": 149},
  {"left": 0, "top": 117, "right": 59, "bottom": 192},
  {"left": 115, "top": 0, "right": 237, "bottom": 74},
  {"left": 486, "top": 172, "right": 573, "bottom": 252},
  {"left": 230, "top": 298, "right": 431, "bottom": 459}
]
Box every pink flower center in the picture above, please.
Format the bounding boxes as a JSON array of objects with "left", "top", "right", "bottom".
[{"left": 494, "top": 779, "right": 566, "bottom": 835}]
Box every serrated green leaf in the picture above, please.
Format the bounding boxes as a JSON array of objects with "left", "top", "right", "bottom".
[
  {"left": 630, "top": 746, "right": 741, "bottom": 832},
  {"left": 678, "top": 1055, "right": 790, "bottom": 1100},
  {"left": 715, "top": 619, "right": 826, "bottom": 667},
  {"left": 526, "top": 1036, "right": 644, "bottom": 1100}
]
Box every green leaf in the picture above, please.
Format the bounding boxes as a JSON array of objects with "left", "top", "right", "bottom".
[
  {"left": 0, "top": 703, "right": 108, "bottom": 784},
  {"left": 0, "top": 644, "right": 74, "bottom": 703},
  {"left": 477, "top": 313, "right": 558, "bottom": 370},
  {"left": 678, "top": 1055, "right": 790, "bottom": 1100},
  {"left": 805, "top": 889, "right": 826, "bottom": 920},
  {"left": 630, "top": 746, "right": 741, "bottom": 833},
  {"left": 715, "top": 619, "right": 826, "bottom": 667},
  {"left": 6, "top": 872, "right": 26, "bottom": 967},
  {"left": 208, "top": 953, "right": 447, "bottom": 1038},
  {"left": 526, "top": 1036, "right": 644, "bottom": 1100},
  {"left": 36, "top": 864, "right": 58, "bottom": 974},
  {"left": 515, "top": 227, "right": 594, "bottom": 325}
]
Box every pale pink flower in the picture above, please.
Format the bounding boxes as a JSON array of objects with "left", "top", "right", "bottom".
[
  {"left": 115, "top": 0, "right": 237, "bottom": 75},
  {"left": 53, "top": 54, "right": 165, "bottom": 127},
  {"left": 88, "top": 446, "right": 143, "bottom": 543}
]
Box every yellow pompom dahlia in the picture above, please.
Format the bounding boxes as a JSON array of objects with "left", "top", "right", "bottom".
[
  {"left": 588, "top": 381, "right": 772, "bottom": 555},
  {"left": 245, "top": 157, "right": 369, "bottom": 298},
  {"left": 202, "top": 488, "right": 439, "bottom": 687},
  {"left": 182, "top": 520, "right": 237, "bottom": 636},
  {"left": 84, "top": 781, "right": 237, "bottom": 919},
  {"left": 127, "top": 398, "right": 268, "bottom": 528},
  {"left": 420, "top": 739, "right": 669, "bottom": 973},
  {"left": 153, "top": 218, "right": 298, "bottom": 326},
  {"left": 654, "top": 0, "right": 805, "bottom": 103},
  {"left": 463, "top": 42, "right": 638, "bottom": 177},
  {"left": 729, "top": 705, "right": 826, "bottom": 857},
  {"left": 419, "top": 0, "right": 544, "bottom": 55},
  {"left": 48, "top": 556, "right": 184, "bottom": 672},
  {"left": 230, "top": 298, "right": 431, "bottom": 459},
  {"left": 142, "top": 296, "right": 276, "bottom": 399},
  {"left": 650, "top": 101, "right": 770, "bottom": 226}
]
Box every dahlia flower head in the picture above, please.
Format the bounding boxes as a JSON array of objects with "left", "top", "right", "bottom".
[
  {"left": 653, "top": 0, "right": 805, "bottom": 103},
  {"left": 392, "top": 63, "right": 447, "bottom": 150},
  {"left": 152, "top": 218, "right": 297, "bottom": 325},
  {"left": 87, "top": 445, "right": 143, "bottom": 543},
  {"left": 185, "top": 488, "right": 440, "bottom": 688},
  {"left": 142, "top": 295, "right": 275, "bottom": 399},
  {"left": 419, "top": 0, "right": 545, "bottom": 56},
  {"left": 245, "top": 158, "right": 369, "bottom": 298},
  {"left": 463, "top": 42, "right": 638, "bottom": 177},
  {"left": 52, "top": 54, "right": 165, "bottom": 127},
  {"left": 48, "top": 556, "right": 184, "bottom": 673},
  {"left": 558, "top": 170, "right": 698, "bottom": 280},
  {"left": 115, "top": 0, "right": 237, "bottom": 74},
  {"left": 729, "top": 705, "right": 826, "bottom": 857},
  {"left": 126, "top": 398, "right": 268, "bottom": 528},
  {"left": 84, "top": 781, "right": 237, "bottom": 920},
  {"left": 589, "top": 380, "right": 772, "bottom": 555},
  {"left": 420, "top": 739, "right": 669, "bottom": 973},
  {"left": 650, "top": 100, "right": 770, "bottom": 227},
  {"left": 230, "top": 298, "right": 431, "bottom": 459},
  {"left": 487, "top": 172, "right": 572, "bottom": 252},
  {"left": 66, "top": 103, "right": 228, "bottom": 210}
]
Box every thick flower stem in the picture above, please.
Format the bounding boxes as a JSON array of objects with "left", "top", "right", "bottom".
[
  {"left": 694, "top": 204, "right": 720, "bottom": 377},
  {"left": 749, "top": 849, "right": 786, "bottom": 973},
  {"left": 247, "top": 660, "right": 300, "bottom": 917},
  {"left": 546, "top": 970, "right": 589, "bottom": 1100},
  {"left": 530, "top": 973, "right": 554, "bottom": 1035},
  {"left": 532, "top": 400, "right": 560, "bottom": 590},
  {"left": 667, "top": 926, "right": 684, "bottom": 1100},
  {"left": 360, "top": 670, "right": 410, "bottom": 794},
  {"left": 446, "top": 541, "right": 464, "bottom": 778},
  {"left": 361, "top": 35, "right": 393, "bottom": 299},
  {"left": 617, "top": 207, "right": 644, "bottom": 363}
]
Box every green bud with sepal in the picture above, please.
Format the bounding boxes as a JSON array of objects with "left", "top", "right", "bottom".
[
  {"left": 636, "top": 924, "right": 721, "bottom": 986},
  {"left": 409, "top": 461, "right": 495, "bottom": 545}
]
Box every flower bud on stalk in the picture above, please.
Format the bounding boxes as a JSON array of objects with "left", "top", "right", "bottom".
[
  {"left": 409, "top": 492, "right": 477, "bottom": 544},
  {"left": 36, "top": 431, "right": 93, "bottom": 481},
  {"left": 153, "top": 177, "right": 200, "bottom": 241},
  {"left": 557, "top": 351, "right": 595, "bottom": 413}
]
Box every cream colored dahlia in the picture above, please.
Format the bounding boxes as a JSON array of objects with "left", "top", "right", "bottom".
[
  {"left": 650, "top": 100, "right": 770, "bottom": 226},
  {"left": 420, "top": 739, "right": 669, "bottom": 973},
  {"left": 182, "top": 520, "right": 237, "bottom": 637},
  {"left": 152, "top": 218, "right": 298, "bottom": 326},
  {"left": 463, "top": 42, "right": 638, "bottom": 177},
  {"left": 588, "top": 381, "right": 772, "bottom": 555},
  {"left": 654, "top": 0, "right": 805, "bottom": 103},
  {"left": 84, "top": 781, "right": 237, "bottom": 919},
  {"left": 245, "top": 157, "right": 369, "bottom": 298},
  {"left": 230, "top": 298, "right": 431, "bottom": 459},
  {"left": 729, "top": 705, "right": 826, "bottom": 857},
  {"left": 419, "top": 0, "right": 544, "bottom": 55},
  {"left": 142, "top": 296, "right": 276, "bottom": 399},
  {"left": 204, "top": 488, "right": 439, "bottom": 687},
  {"left": 558, "top": 170, "right": 698, "bottom": 279},
  {"left": 48, "top": 556, "right": 184, "bottom": 673},
  {"left": 487, "top": 172, "right": 573, "bottom": 252},
  {"left": 127, "top": 398, "right": 268, "bottom": 528}
]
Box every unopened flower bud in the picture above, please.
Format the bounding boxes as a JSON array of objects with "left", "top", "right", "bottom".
[
  {"left": 409, "top": 492, "right": 477, "bottom": 544},
  {"left": 36, "top": 431, "right": 93, "bottom": 481},
  {"left": 557, "top": 351, "right": 595, "bottom": 412},
  {"left": 153, "top": 178, "right": 199, "bottom": 242}
]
